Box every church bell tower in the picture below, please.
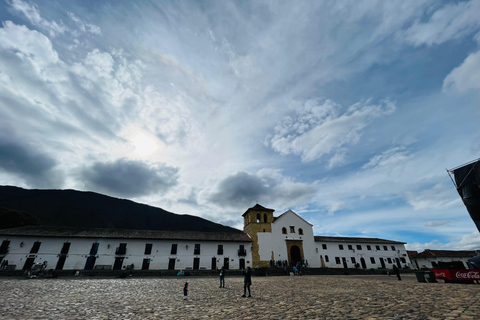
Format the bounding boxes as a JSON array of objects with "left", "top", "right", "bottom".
[{"left": 243, "top": 204, "right": 274, "bottom": 267}]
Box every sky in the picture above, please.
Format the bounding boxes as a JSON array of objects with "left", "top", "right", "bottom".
[{"left": 1, "top": 0, "right": 480, "bottom": 251}]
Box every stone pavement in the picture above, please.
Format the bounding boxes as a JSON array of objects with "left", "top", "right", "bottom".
[{"left": 0, "top": 274, "right": 479, "bottom": 319}]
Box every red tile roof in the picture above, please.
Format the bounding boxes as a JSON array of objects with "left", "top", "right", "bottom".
[{"left": 242, "top": 204, "right": 275, "bottom": 217}]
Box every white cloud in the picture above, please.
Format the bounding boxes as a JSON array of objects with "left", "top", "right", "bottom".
[
  {"left": 67, "top": 12, "right": 101, "bottom": 35},
  {"left": 398, "top": 0, "right": 480, "bottom": 47},
  {"left": 362, "top": 146, "right": 410, "bottom": 170},
  {"left": 8, "top": 0, "right": 66, "bottom": 37},
  {"left": 425, "top": 221, "right": 451, "bottom": 227},
  {"left": 406, "top": 184, "right": 460, "bottom": 211},
  {"left": 443, "top": 50, "right": 480, "bottom": 93},
  {"left": 407, "top": 232, "right": 480, "bottom": 250},
  {"left": 0, "top": 20, "right": 59, "bottom": 67},
  {"left": 267, "top": 98, "right": 396, "bottom": 163}
]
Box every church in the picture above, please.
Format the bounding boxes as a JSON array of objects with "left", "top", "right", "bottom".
[
  {"left": 244, "top": 204, "right": 411, "bottom": 269},
  {"left": 0, "top": 204, "right": 411, "bottom": 272}
]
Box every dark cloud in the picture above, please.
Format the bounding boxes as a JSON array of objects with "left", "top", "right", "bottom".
[
  {"left": 208, "top": 171, "right": 316, "bottom": 208},
  {"left": 81, "top": 159, "right": 178, "bottom": 198},
  {"left": 0, "top": 134, "right": 61, "bottom": 187}
]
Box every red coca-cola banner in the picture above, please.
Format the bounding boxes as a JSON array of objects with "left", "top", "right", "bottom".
[{"left": 432, "top": 269, "right": 480, "bottom": 281}]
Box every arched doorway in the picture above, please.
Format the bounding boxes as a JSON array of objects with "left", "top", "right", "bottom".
[{"left": 290, "top": 245, "right": 301, "bottom": 265}]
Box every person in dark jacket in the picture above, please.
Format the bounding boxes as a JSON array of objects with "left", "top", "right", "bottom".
[
  {"left": 183, "top": 282, "right": 189, "bottom": 300},
  {"left": 242, "top": 267, "right": 252, "bottom": 297},
  {"left": 393, "top": 264, "right": 402, "bottom": 281},
  {"left": 219, "top": 266, "right": 225, "bottom": 288}
]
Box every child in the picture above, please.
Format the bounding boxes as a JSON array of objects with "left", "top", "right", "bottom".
[{"left": 183, "top": 282, "right": 189, "bottom": 300}]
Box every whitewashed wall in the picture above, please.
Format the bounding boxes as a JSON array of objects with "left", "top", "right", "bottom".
[
  {"left": 255, "top": 210, "right": 319, "bottom": 267},
  {"left": 411, "top": 257, "right": 471, "bottom": 269},
  {"left": 315, "top": 240, "right": 411, "bottom": 269},
  {"left": 1, "top": 236, "right": 252, "bottom": 271}
]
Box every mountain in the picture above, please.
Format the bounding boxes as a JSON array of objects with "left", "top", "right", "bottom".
[{"left": 0, "top": 186, "right": 239, "bottom": 232}]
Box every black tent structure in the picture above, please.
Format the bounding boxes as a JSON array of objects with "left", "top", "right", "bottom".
[{"left": 447, "top": 158, "right": 480, "bottom": 233}]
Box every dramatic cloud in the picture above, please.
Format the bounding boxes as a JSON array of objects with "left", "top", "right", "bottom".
[
  {"left": 81, "top": 159, "right": 179, "bottom": 198},
  {"left": 0, "top": 126, "right": 61, "bottom": 187},
  {"left": 1, "top": 0, "right": 479, "bottom": 250},
  {"left": 267, "top": 99, "right": 395, "bottom": 164},
  {"left": 207, "top": 169, "right": 316, "bottom": 209}
]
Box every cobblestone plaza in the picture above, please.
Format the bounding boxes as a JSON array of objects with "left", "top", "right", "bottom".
[{"left": 0, "top": 274, "right": 479, "bottom": 319}]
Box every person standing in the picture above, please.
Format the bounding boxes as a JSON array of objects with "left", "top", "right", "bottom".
[
  {"left": 219, "top": 266, "right": 225, "bottom": 288},
  {"left": 183, "top": 282, "right": 189, "bottom": 300},
  {"left": 242, "top": 267, "right": 252, "bottom": 297},
  {"left": 393, "top": 264, "right": 402, "bottom": 281}
]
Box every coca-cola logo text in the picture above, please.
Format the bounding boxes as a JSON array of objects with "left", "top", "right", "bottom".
[{"left": 455, "top": 271, "right": 480, "bottom": 280}]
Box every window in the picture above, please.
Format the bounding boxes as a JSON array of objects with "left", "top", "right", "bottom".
[
  {"left": 298, "top": 228, "right": 303, "bottom": 235},
  {"left": 238, "top": 245, "right": 246, "bottom": 256},
  {"left": 282, "top": 227, "right": 287, "bottom": 234},
  {"left": 60, "top": 242, "right": 71, "bottom": 254},
  {"left": 383, "top": 246, "right": 388, "bottom": 251},
  {"left": 335, "top": 257, "right": 341, "bottom": 264},
  {"left": 257, "top": 213, "right": 261, "bottom": 223},
  {"left": 366, "top": 245, "right": 371, "bottom": 250},
  {"left": 356, "top": 245, "right": 362, "bottom": 250},
  {"left": 30, "top": 241, "right": 42, "bottom": 253},
  {"left": 370, "top": 257, "right": 376, "bottom": 264},
  {"left": 391, "top": 246, "right": 396, "bottom": 251},
  {"left": 194, "top": 243, "right": 201, "bottom": 255},
  {"left": 290, "top": 226, "right": 295, "bottom": 233},
  {"left": 400, "top": 257, "right": 406, "bottom": 263},
  {"left": 116, "top": 243, "right": 126, "bottom": 255},
  {"left": 217, "top": 245, "right": 223, "bottom": 255},
  {"left": 339, "top": 244, "right": 344, "bottom": 250},
  {"left": 387, "top": 258, "right": 392, "bottom": 264},
  {"left": 351, "top": 257, "right": 356, "bottom": 264},
  {"left": 376, "top": 245, "right": 380, "bottom": 250},
  {"left": 348, "top": 245, "right": 353, "bottom": 250},
  {"left": 170, "top": 244, "right": 177, "bottom": 255},
  {"left": 264, "top": 214, "right": 268, "bottom": 223},
  {"left": 144, "top": 244, "right": 152, "bottom": 255},
  {"left": 0, "top": 240, "right": 10, "bottom": 254},
  {"left": 325, "top": 255, "right": 329, "bottom": 263},
  {"left": 89, "top": 243, "right": 99, "bottom": 255},
  {"left": 322, "top": 244, "right": 327, "bottom": 250}
]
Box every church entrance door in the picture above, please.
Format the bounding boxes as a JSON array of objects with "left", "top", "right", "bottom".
[{"left": 290, "top": 245, "right": 301, "bottom": 265}]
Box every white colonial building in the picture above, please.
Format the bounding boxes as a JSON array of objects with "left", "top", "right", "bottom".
[
  {"left": 0, "top": 226, "right": 252, "bottom": 271},
  {"left": 0, "top": 204, "right": 412, "bottom": 272},
  {"left": 314, "top": 236, "right": 410, "bottom": 269},
  {"left": 408, "top": 249, "right": 479, "bottom": 269}
]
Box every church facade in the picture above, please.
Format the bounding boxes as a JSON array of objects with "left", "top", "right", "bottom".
[{"left": 243, "top": 204, "right": 411, "bottom": 269}]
